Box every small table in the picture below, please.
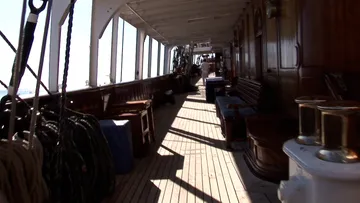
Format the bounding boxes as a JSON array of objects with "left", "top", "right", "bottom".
[
  {"left": 110, "top": 99, "right": 155, "bottom": 143},
  {"left": 112, "top": 110, "right": 150, "bottom": 158}
]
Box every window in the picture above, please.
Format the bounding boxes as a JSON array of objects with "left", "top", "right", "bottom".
[
  {"left": 159, "top": 44, "right": 165, "bottom": 75},
  {"left": 97, "top": 19, "right": 113, "bottom": 86},
  {"left": 0, "top": 1, "right": 52, "bottom": 97},
  {"left": 59, "top": 0, "right": 92, "bottom": 91},
  {"left": 151, "top": 38, "right": 158, "bottom": 77},
  {"left": 143, "top": 36, "right": 150, "bottom": 79},
  {"left": 116, "top": 19, "right": 124, "bottom": 83},
  {"left": 121, "top": 22, "right": 137, "bottom": 82}
]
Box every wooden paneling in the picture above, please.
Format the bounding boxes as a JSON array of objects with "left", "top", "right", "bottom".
[
  {"left": 344, "top": 0, "right": 360, "bottom": 71},
  {"left": 233, "top": 0, "right": 360, "bottom": 117},
  {"left": 300, "top": 0, "right": 324, "bottom": 68},
  {"left": 280, "top": 0, "right": 297, "bottom": 69},
  {"left": 17, "top": 75, "right": 173, "bottom": 118},
  {"left": 265, "top": 17, "right": 278, "bottom": 70}
]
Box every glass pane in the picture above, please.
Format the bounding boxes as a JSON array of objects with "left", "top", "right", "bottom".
[
  {"left": 97, "top": 19, "right": 113, "bottom": 86},
  {"left": 0, "top": 0, "right": 54, "bottom": 97},
  {"left": 143, "top": 36, "right": 149, "bottom": 79},
  {"left": 58, "top": 0, "right": 92, "bottom": 91},
  {"left": 122, "top": 22, "right": 137, "bottom": 82},
  {"left": 151, "top": 39, "right": 158, "bottom": 77}
]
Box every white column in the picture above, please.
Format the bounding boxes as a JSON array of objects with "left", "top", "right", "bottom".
[
  {"left": 48, "top": 0, "right": 69, "bottom": 92},
  {"left": 119, "top": 20, "right": 125, "bottom": 82},
  {"left": 89, "top": 0, "right": 129, "bottom": 87},
  {"left": 164, "top": 45, "right": 173, "bottom": 74},
  {"left": 109, "top": 14, "right": 119, "bottom": 84},
  {"left": 135, "top": 29, "right": 145, "bottom": 80},
  {"left": 156, "top": 42, "right": 161, "bottom": 76},
  {"left": 163, "top": 46, "right": 169, "bottom": 74},
  {"left": 148, "top": 38, "right": 152, "bottom": 78}
]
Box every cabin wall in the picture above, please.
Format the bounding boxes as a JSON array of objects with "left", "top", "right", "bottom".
[{"left": 234, "top": 0, "right": 360, "bottom": 117}]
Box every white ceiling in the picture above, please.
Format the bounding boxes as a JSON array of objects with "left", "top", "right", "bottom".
[{"left": 119, "top": 0, "right": 249, "bottom": 48}]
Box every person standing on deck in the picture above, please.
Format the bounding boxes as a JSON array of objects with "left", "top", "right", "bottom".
[{"left": 200, "top": 58, "right": 210, "bottom": 86}]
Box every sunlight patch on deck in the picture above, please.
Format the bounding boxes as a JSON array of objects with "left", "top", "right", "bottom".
[{"left": 104, "top": 78, "right": 280, "bottom": 203}]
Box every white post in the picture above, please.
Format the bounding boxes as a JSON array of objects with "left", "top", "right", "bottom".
[
  {"left": 48, "top": 0, "right": 69, "bottom": 92},
  {"left": 109, "top": 13, "right": 119, "bottom": 84},
  {"left": 157, "top": 42, "right": 161, "bottom": 76},
  {"left": 89, "top": 0, "right": 128, "bottom": 87},
  {"left": 148, "top": 37, "right": 152, "bottom": 78},
  {"left": 135, "top": 29, "right": 145, "bottom": 80}
]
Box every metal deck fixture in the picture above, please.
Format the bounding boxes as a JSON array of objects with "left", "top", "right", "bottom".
[
  {"left": 316, "top": 101, "right": 360, "bottom": 163},
  {"left": 295, "top": 96, "right": 332, "bottom": 145}
]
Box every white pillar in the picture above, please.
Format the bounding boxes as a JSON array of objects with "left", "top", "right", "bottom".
[
  {"left": 135, "top": 29, "right": 145, "bottom": 80},
  {"left": 157, "top": 42, "right": 161, "bottom": 76},
  {"left": 109, "top": 14, "right": 119, "bottom": 84},
  {"left": 148, "top": 37, "right": 152, "bottom": 78},
  {"left": 164, "top": 45, "right": 173, "bottom": 74},
  {"left": 48, "top": 0, "right": 69, "bottom": 92},
  {"left": 162, "top": 45, "right": 168, "bottom": 74},
  {"left": 89, "top": 0, "right": 129, "bottom": 87}
]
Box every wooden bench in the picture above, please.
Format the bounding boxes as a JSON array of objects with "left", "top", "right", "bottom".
[
  {"left": 215, "top": 78, "right": 266, "bottom": 149},
  {"left": 109, "top": 111, "right": 150, "bottom": 158}
]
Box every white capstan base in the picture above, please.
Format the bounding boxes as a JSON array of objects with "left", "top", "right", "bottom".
[{"left": 278, "top": 139, "right": 360, "bottom": 203}]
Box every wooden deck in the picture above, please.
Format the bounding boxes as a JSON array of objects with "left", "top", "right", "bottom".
[{"left": 105, "top": 78, "right": 280, "bottom": 203}]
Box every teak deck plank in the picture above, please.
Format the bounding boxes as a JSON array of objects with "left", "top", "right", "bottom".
[{"left": 105, "top": 78, "right": 280, "bottom": 203}]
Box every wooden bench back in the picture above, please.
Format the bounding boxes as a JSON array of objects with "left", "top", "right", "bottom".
[
  {"left": 230, "top": 78, "right": 272, "bottom": 112},
  {"left": 235, "top": 78, "right": 262, "bottom": 105}
]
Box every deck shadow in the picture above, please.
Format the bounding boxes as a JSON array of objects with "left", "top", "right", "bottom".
[
  {"left": 168, "top": 127, "right": 227, "bottom": 151},
  {"left": 185, "top": 97, "right": 210, "bottom": 104},
  {"left": 175, "top": 115, "right": 220, "bottom": 126},
  {"left": 181, "top": 106, "right": 216, "bottom": 113}
]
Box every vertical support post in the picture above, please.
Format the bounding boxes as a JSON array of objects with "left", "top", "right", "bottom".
[
  {"left": 89, "top": 2, "right": 100, "bottom": 87},
  {"left": 110, "top": 14, "right": 119, "bottom": 83},
  {"left": 164, "top": 45, "right": 173, "bottom": 74},
  {"left": 148, "top": 37, "right": 152, "bottom": 78},
  {"left": 157, "top": 42, "right": 161, "bottom": 76},
  {"left": 49, "top": 0, "right": 68, "bottom": 92},
  {"left": 135, "top": 29, "right": 145, "bottom": 80},
  {"left": 163, "top": 45, "right": 169, "bottom": 74},
  {"left": 89, "top": 0, "right": 122, "bottom": 87},
  {"left": 119, "top": 20, "right": 125, "bottom": 82}
]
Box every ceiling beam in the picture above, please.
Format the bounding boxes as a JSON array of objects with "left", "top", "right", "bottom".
[
  {"left": 151, "top": 13, "right": 238, "bottom": 28},
  {"left": 126, "top": 4, "right": 244, "bottom": 25},
  {"left": 162, "top": 29, "right": 231, "bottom": 38},
  {"left": 125, "top": 3, "right": 168, "bottom": 43},
  {"left": 128, "top": 0, "right": 244, "bottom": 11}
]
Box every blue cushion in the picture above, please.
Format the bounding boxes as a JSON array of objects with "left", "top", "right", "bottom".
[{"left": 216, "top": 96, "right": 256, "bottom": 118}]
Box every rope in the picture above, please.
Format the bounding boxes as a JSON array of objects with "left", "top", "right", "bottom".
[
  {"left": 0, "top": 80, "right": 31, "bottom": 110},
  {"left": 29, "top": 0, "right": 52, "bottom": 148},
  {"left": 59, "top": 0, "right": 75, "bottom": 137},
  {"left": 0, "top": 134, "right": 48, "bottom": 203},
  {"left": 7, "top": 0, "right": 27, "bottom": 143}
]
